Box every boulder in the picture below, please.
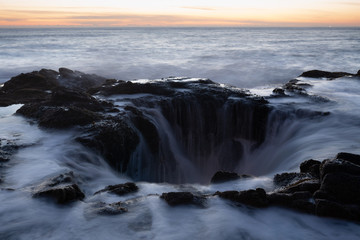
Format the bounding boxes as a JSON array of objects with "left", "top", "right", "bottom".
[
  {"left": 299, "top": 70, "right": 352, "bottom": 79},
  {"left": 300, "top": 159, "right": 321, "bottom": 178},
  {"left": 1, "top": 70, "right": 58, "bottom": 93},
  {"left": 279, "top": 179, "right": 320, "bottom": 194},
  {"left": 57, "top": 68, "right": 106, "bottom": 91},
  {"left": 316, "top": 199, "right": 360, "bottom": 221},
  {"left": 0, "top": 68, "right": 107, "bottom": 106},
  {"left": 33, "top": 172, "right": 85, "bottom": 204},
  {"left": 319, "top": 159, "right": 360, "bottom": 180},
  {"left": 216, "top": 188, "right": 268, "bottom": 208},
  {"left": 272, "top": 88, "right": 286, "bottom": 96},
  {"left": 88, "top": 201, "right": 128, "bottom": 215},
  {"left": 336, "top": 152, "right": 360, "bottom": 166},
  {"left": 273, "top": 172, "right": 310, "bottom": 187},
  {"left": 268, "top": 191, "right": 314, "bottom": 214},
  {"left": 94, "top": 182, "right": 138, "bottom": 196},
  {"left": 210, "top": 171, "right": 244, "bottom": 183},
  {"left": 319, "top": 172, "right": 360, "bottom": 204},
  {"left": 160, "top": 192, "right": 205, "bottom": 207}
]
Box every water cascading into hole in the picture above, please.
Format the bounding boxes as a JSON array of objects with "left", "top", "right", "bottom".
[{"left": 123, "top": 94, "right": 273, "bottom": 183}]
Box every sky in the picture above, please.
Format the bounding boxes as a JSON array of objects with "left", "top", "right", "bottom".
[{"left": 0, "top": 0, "right": 359, "bottom": 27}]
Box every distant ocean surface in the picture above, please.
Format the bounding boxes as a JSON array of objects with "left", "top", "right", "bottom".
[{"left": 1, "top": 27, "right": 359, "bottom": 87}]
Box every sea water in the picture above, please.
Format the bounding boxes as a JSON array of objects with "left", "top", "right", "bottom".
[
  {"left": 0, "top": 27, "right": 359, "bottom": 87},
  {"left": 1, "top": 28, "right": 360, "bottom": 239}
]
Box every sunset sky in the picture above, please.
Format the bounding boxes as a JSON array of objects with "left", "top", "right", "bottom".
[{"left": 0, "top": 0, "right": 359, "bottom": 27}]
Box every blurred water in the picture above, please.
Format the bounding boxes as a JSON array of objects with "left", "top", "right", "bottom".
[{"left": 1, "top": 27, "right": 359, "bottom": 87}]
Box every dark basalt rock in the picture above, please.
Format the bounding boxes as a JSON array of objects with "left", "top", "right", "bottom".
[
  {"left": 15, "top": 86, "right": 115, "bottom": 129},
  {"left": 33, "top": 172, "right": 85, "bottom": 204},
  {"left": 215, "top": 188, "right": 268, "bottom": 208},
  {"left": 160, "top": 192, "right": 205, "bottom": 207},
  {"left": 300, "top": 159, "right": 321, "bottom": 178},
  {"left": 0, "top": 68, "right": 107, "bottom": 106},
  {"left": 125, "top": 106, "right": 160, "bottom": 155},
  {"left": 88, "top": 201, "right": 128, "bottom": 215},
  {"left": 1, "top": 70, "right": 59, "bottom": 93},
  {"left": 299, "top": 70, "right": 352, "bottom": 79},
  {"left": 94, "top": 182, "right": 138, "bottom": 196},
  {"left": 273, "top": 172, "right": 310, "bottom": 187},
  {"left": 49, "top": 87, "right": 108, "bottom": 112},
  {"left": 316, "top": 199, "right": 360, "bottom": 221},
  {"left": 210, "top": 171, "right": 241, "bottom": 183},
  {"left": 17, "top": 104, "right": 101, "bottom": 128},
  {"left": 336, "top": 152, "right": 360, "bottom": 166},
  {"left": 319, "top": 172, "right": 360, "bottom": 204},
  {"left": 57, "top": 68, "right": 106, "bottom": 91},
  {"left": 0, "top": 139, "right": 20, "bottom": 163},
  {"left": 279, "top": 179, "right": 320, "bottom": 194},
  {"left": 319, "top": 159, "right": 360, "bottom": 181},
  {"left": 283, "top": 80, "right": 309, "bottom": 94},
  {"left": 90, "top": 80, "right": 176, "bottom": 96},
  {"left": 269, "top": 191, "right": 316, "bottom": 214},
  {"left": 76, "top": 118, "right": 139, "bottom": 173},
  {"left": 272, "top": 88, "right": 286, "bottom": 96}
]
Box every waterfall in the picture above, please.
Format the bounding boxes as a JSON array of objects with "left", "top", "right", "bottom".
[{"left": 121, "top": 93, "right": 272, "bottom": 183}]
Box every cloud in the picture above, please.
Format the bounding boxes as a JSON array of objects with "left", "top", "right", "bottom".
[
  {"left": 336, "top": 2, "right": 360, "bottom": 6},
  {"left": 181, "top": 6, "right": 216, "bottom": 11}
]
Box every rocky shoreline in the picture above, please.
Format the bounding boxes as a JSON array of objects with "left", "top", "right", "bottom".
[
  {"left": 7, "top": 151, "right": 360, "bottom": 223},
  {"left": 1, "top": 68, "right": 360, "bottom": 223}
]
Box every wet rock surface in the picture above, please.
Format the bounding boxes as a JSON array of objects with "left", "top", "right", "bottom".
[
  {"left": 299, "top": 70, "right": 353, "bottom": 79},
  {"left": 2, "top": 68, "right": 275, "bottom": 183},
  {"left": 210, "top": 171, "right": 241, "bottom": 183},
  {"left": 215, "top": 188, "right": 268, "bottom": 208},
  {"left": 160, "top": 192, "right": 206, "bottom": 207},
  {"left": 88, "top": 201, "right": 128, "bottom": 215},
  {"left": 209, "top": 152, "right": 360, "bottom": 222},
  {"left": 32, "top": 172, "right": 85, "bottom": 204},
  {"left": 0, "top": 68, "right": 106, "bottom": 106},
  {"left": 94, "top": 182, "right": 139, "bottom": 196}
]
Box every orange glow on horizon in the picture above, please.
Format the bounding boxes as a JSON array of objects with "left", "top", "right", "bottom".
[{"left": 0, "top": 1, "right": 359, "bottom": 27}]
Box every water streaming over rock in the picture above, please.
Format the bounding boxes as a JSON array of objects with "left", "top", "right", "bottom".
[{"left": 1, "top": 69, "right": 360, "bottom": 239}]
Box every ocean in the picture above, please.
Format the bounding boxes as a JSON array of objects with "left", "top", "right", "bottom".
[
  {"left": 1, "top": 27, "right": 360, "bottom": 87},
  {"left": 1, "top": 27, "right": 360, "bottom": 239}
]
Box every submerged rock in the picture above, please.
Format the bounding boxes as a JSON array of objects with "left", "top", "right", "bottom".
[
  {"left": 32, "top": 172, "right": 85, "bottom": 204},
  {"left": 94, "top": 182, "right": 138, "bottom": 196},
  {"left": 160, "top": 192, "right": 206, "bottom": 207},
  {"left": 88, "top": 201, "right": 128, "bottom": 215},
  {"left": 0, "top": 139, "right": 21, "bottom": 163}
]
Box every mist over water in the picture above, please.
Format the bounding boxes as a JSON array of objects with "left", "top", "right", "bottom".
[{"left": 1, "top": 27, "right": 360, "bottom": 87}]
